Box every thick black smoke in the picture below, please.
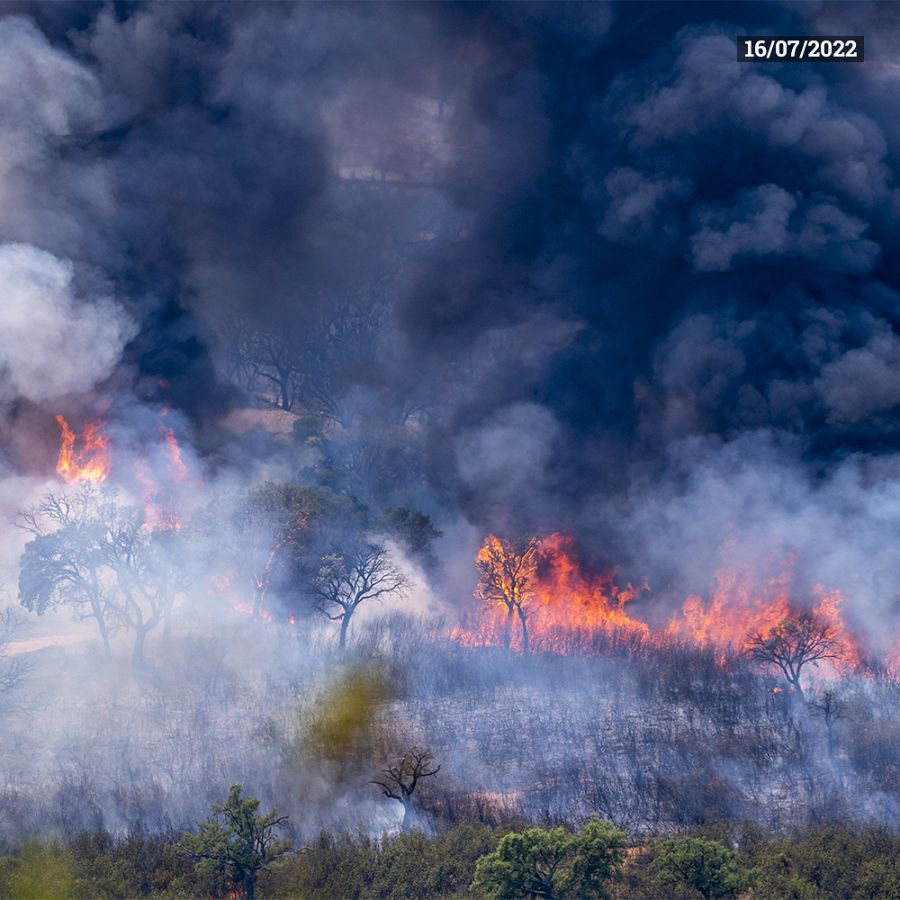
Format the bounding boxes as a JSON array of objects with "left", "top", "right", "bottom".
[{"left": 3, "top": 2, "right": 900, "bottom": 644}]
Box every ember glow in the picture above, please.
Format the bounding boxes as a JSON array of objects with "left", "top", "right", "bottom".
[{"left": 55, "top": 415, "right": 110, "bottom": 484}]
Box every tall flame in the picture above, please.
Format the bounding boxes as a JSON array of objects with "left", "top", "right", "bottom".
[
  {"left": 135, "top": 416, "right": 190, "bottom": 531},
  {"left": 466, "top": 533, "right": 649, "bottom": 652},
  {"left": 55, "top": 415, "right": 110, "bottom": 484},
  {"left": 530, "top": 533, "right": 650, "bottom": 641},
  {"left": 665, "top": 554, "right": 794, "bottom": 649},
  {"left": 467, "top": 532, "right": 866, "bottom": 670}
]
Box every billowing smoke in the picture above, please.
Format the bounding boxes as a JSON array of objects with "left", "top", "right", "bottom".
[
  {"left": 0, "top": 243, "right": 135, "bottom": 403},
  {"left": 0, "top": 0, "right": 899, "bottom": 844},
  {"left": 1, "top": 0, "right": 899, "bottom": 626}
]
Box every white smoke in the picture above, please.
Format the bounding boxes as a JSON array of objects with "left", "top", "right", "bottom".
[{"left": 0, "top": 242, "right": 135, "bottom": 402}]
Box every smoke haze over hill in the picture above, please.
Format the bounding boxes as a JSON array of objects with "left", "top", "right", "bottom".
[{"left": 0, "top": 0, "right": 898, "bottom": 852}]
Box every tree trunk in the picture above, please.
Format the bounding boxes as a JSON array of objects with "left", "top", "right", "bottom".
[
  {"left": 502, "top": 604, "right": 514, "bottom": 651},
  {"left": 517, "top": 605, "right": 529, "bottom": 655},
  {"left": 339, "top": 612, "right": 350, "bottom": 650},
  {"left": 91, "top": 601, "right": 111, "bottom": 657},
  {"left": 400, "top": 799, "right": 413, "bottom": 832},
  {"left": 97, "top": 615, "right": 111, "bottom": 657},
  {"left": 162, "top": 605, "right": 173, "bottom": 652},
  {"left": 252, "top": 575, "right": 267, "bottom": 620},
  {"left": 132, "top": 627, "right": 147, "bottom": 668},
  {"left": 245, "top": 872, "right": 256, "bottom": 900}
]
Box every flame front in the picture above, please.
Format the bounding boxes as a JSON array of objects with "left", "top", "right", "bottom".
[
  {"left": 466, "top": 532, "right": 866, "bottom": 670},
  {"left": 135, "top": 415, "right": 191, "bottom": 531},
  {"left": 466, "top": 532, "right": 649, "bottom": 652},
  {"left": 55, "top": 415, "right": 110, "bottom": 484},
  {"left": 665, "top": 553, "right": 794, "bottom": 649},
  {"left": 530, "top": 533, "right": 650, "bottom": 643}
]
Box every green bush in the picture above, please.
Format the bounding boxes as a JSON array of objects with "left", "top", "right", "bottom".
[{"left": 471, "top": 816, "right": 626, "bottom": 900}]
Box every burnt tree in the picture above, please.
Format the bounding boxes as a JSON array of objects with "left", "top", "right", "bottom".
[
  {"left": 312, "top": 540, "right": 407, "bottom": 650},
  {"left": 475, "top": 535, "right": 540, "bottom": 654},
  {"left": 371, "top": 747, "right": 440, "bottom": 831},
  {"left": 808, "top": 687, "right": 846, "bottom": 758},
  {"left": 745, "top": 613, "right": 841, "bottom": 699}
]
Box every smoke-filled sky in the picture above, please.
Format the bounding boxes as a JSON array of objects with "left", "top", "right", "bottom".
[{"left": 3, "top": 1, "right": 900, "bottom": 649}]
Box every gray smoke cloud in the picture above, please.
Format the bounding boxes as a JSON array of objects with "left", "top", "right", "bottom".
[
  {"left": 0, "top": 2, "right": 898, "bottom": 625},
  {"left": 0, "top": 0, "right": 897, "bottom": 850}
]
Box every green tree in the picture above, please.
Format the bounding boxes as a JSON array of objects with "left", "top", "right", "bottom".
[
  {"left": 231, "top": 482, "right": 346, "bottom": 620},
  {"left": 178, "top": 784, "right": 292, "bottom": 900},
  {"left": 380, "top": 507, "right": 442, "bottom": 565},
  {"left": 18, "top": 489, "right": 189, "bottom": 666},
  {"left": 653, "top": 837, "right": 750, "bottom": 900},
  {"left": 471, "top": 816, "right": 625, "bottom": 899}
]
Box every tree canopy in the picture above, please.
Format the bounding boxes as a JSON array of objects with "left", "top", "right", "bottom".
[
  {"left": 653, "top": 837, "right": 751, "bottom": 900},
  {"left": 471, "top": 816, "right": 626, "bottom": 900},
  {"left": 177, "top": 785, "right": 292, "bottom": 900}
]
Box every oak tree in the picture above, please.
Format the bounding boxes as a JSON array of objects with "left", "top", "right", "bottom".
[{"left": 746, "top": 613, "right": 841, "bottom": 699}]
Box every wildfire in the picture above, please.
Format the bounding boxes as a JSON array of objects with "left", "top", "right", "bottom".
[
  {"left": 136, "top": 416, "right": 190, "bottom": 530},
  {"left": 665, "top": 553, "right": 794, "bottom": 649},
  {"left": 530, "top": 533, "right": 649, "bottom": 641},
  {"left": 466, "top": 533, "right": 866, "bottom": 670},
  {"left": 55, "top": 415, "right": 111, "bottom": 483},
  {"left": 466, "top": 532, "right": 649, "bottom": 652},
  {"left": 162, "top": 424, "right": 188, "bottom": 482},
  {"left": 55, "top": 410, "right": 191, "bottom": 531},
  {"left": 664, "top": 552, "right": 860, "bottom": 668}
]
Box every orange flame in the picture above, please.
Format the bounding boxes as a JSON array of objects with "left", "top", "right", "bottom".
[
  {"left": 135, "top": 419, "right": 190, "bottom": 531},
  {"left": 162, "top": 425, "right": 188, "bottom": 482},
  {"left": 665, "top": 554, "right": 793, "bottom": 649},
  {"left": 530, "top": 533, "right": 650, "bottom": 642},
  {"left": 664, "top": 555, "right": 860, "bottom": 668},
  {"left": 466, "top": 533, "right": 866, "bottom": 670},
  {"left": 55, "top": 415, "right": 110, "bottom": 483},
  {"left": 467, "top": 532, "right": 649, "bottom": 652}
]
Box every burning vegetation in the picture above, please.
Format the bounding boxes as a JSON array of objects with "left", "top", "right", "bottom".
[
  {"left": 4, "top": 4, "right": 900, "bottom": 896},
  {"left": 462, "top": 533, "right": 871, "bottom": 687},
  {"left": 46, "top": 416, "right": 882, "bottom": 687},
  {"left": 54, "top": 415, "right": 110, "bottom": 484}
]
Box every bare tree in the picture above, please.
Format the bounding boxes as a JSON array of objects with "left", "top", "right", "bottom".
[
  {"left": 224, "top": 298, "right": 386, "bottom": 425},
  {"left": 0, "top": 607, "right": 30, "bottom": 702},
  {"left": 313, "top": 541, "right": 407, "bottom": 650},
  {"left": 475, "top": 535, "right": 541, "bottom": 654},
  {"left": 808, "top": 687, "right": 846, "bottom": 758},
  {"left": 245, "top": 329, "right": 308, "bottom": 413},
  {"left": 371, "top": 747, "right": 440, "bottom": 831},
  {"left": 745, "top": 613, "right": 841, "bottom": 699},
  {"left": 18, "top": 488, "right": 188, "bottom": 667}
]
